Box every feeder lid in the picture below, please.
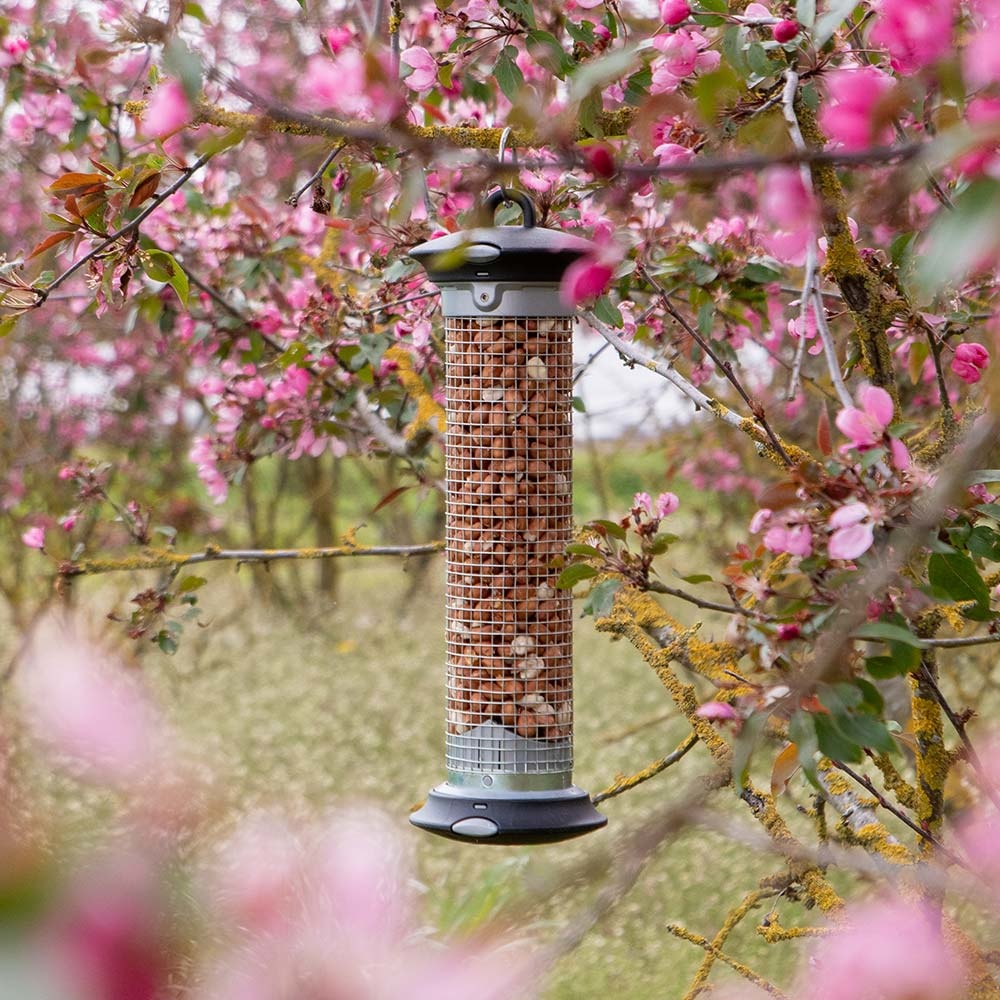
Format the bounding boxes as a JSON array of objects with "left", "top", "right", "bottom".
[{"left": 408, "top": 189, "right": 594, "bottom": 285}]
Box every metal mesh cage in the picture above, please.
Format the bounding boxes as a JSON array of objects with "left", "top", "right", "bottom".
[{"left": 444, "top": 314, "right": 574, "bottom": 779}]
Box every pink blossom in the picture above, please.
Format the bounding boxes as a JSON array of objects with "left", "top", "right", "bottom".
[
  {"left": 760, "top": 167, "right": 813, "bottom": 229},
  {"left": 951, "top": 342, "right": 990, "bottom": 384},
  {"left": 633, "top": 491, "right": 653, "bottom": 514},
  {"left": 835, "top": 384, "right": 894, "bottom": 449},
  {"left": 965, "top": 29, "right": 1000, "bottom": 89},
  {"left": 695, "top": 701, "right": 737, "bottom": 720},
  {"left": 749, "top": 508, "right": 772, "bottom": 534},
  {"left": 21, "top": 525, "right": 45, "bottom": 548},
  {"left": 142, "top": 79, "right": 191, "bottom": 138},
  {"left": 764, "top": 523, "right": 813, "bottom": 557},
  {"left": 15, "top": 614, "right": 169, "bottom": 785},
  {"left": 827, "top": 502, "right": 875, "bottom": 560},
  {"left": 956, "top": 97, "right": 1000, "bottom": 176},
  {"left": 650, "top": 29, "right": 719, "bottom": 93},
  {"left": 869, "top": 0, "right": 956, "bottom": 75},
  {"left": 59, "top": 512, "right": 79, "bottom": 531},
  {"left": 400, "top": 46, "right": 438, "bottom": 92},
  {"left": 772, "top": 19, "right": 799, "bottom": 43},
  {"left": 656, "top": 491, "right": 680, "bottom": 517},
  {"left": 805, "top": 898, "right": 966, "bottom": 1000},
  {"left": 325, "top": 27, "right": 352, "bottom": 54},
  {"left": 660, "top": 0, "right": 691, "bottom": 25},
  {"left": 560, "top": 258, "right": 614, "bottom": 306},
  {"left": 890, "top": 436, "right": 911, "bottom": 471},
  {"left": 819, "top": 67, "right": 894, "bottom": 150},
  {"left": 653, "top": 142, "right": 695, "bottom": 166}
]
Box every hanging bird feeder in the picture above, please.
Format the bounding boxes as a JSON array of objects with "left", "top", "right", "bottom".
[{"left": 407, "top": 187, "right": 607, "bottom": 844}]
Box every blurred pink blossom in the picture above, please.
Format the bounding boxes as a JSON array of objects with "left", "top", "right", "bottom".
[
  {"left": 819, "top": 67, "right": 894, "bottom": 150},
  {"left": 764, "top": 523, "right": 813, "bottom": 557},
  {"left": 952, "top": 342, "right": 990, "bottom": 384},
  {"left": 869, "top": 0, "right": 956, "bottom": 75},
  {"left": 695, "top": 700, "right": 737, "bottom": 720},
  {"left": 660, "top": 0, "right": 691, "bottom": 25},
  {"left": 827, "top": 502, "right": 875, "bottom": 560},
  {"left": 400, "top": 46, "right": 438, "bottom": 91},
  {"left": 21, "top": 525, "right": 45, "bottom": 548},
  {"left": 656, "top": 491, "right": 680, "bottom": 517},
  {"left": 835, "top": 384, "right": 894, "bottom": 449},
  {"left": 805, "top": 898, "right": 966, "bottom": 1000},
  {"left": 143, "top": 79, "right": 190, "bottom": 138},
  {"left": 560, "top": 258, "right": 614, "bottom": 306},
  {"left": 15, "top": 614, "right": 170, "bottom": 785}
]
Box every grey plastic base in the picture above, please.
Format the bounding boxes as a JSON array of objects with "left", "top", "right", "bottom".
[{"left": 410, "top": 783, "right": 606, "bottom": 845}]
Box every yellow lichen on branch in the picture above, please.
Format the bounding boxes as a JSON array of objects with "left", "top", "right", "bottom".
[
  {"left": 59, "top": 541, "right": 445, "bottom": 578},
  {"left": 384, "top": 345, "right": 446, "bottom": 438},
  {"left": 122, "top": 99, "right": 637, "bottom": 149}
]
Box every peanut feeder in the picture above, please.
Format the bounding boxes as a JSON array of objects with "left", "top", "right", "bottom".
[{"left": 408, "top": 190, "right": 607, "bottom": 844}]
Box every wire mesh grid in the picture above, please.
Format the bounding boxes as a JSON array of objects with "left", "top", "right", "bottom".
[{"left": 444, "top": 315, "right": 574, "bottom": 775}]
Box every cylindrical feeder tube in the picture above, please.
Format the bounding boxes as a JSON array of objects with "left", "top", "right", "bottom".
[{"left": 408, "top": 191, "right": 607, "bottom": 844}]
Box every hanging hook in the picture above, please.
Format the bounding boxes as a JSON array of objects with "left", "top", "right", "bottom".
[{"left": 497, "top": 127, "right": 518, "bottom": 203}]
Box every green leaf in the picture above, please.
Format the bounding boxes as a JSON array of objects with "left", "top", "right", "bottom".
[
  {"left": 928, "top": 550, "right": 992, "bottom": 619},
  {"left": 0, "top": 315, "right": 17, "bottom": 338},
  {"left": 796, "top": 0, "right": 816, "bottom": 26},
  {"left": 178, "top": 575, "right": 208, "bottom": 593},
  {"left": 813, "top": 712, "right": 863, "bottom": 763},
  {"left": 698, "top": 0, "right": 729, "bottom": 11},
  {"left": 743, "top": 261, "right": 783, "bottom": 283},
  {"left": 968, "top": 524, "right": 1000, "bottom": 562},
  {"left": 854, "top": 621, "right": 927, "bottom": 648},
  {"left": 569, "top": 44, "right": 637, "bottom": 104},
  {"left": 966, "top": 469, "right": 1000, "bottom": 485},
  {"left": 572, "top": 396, "right": 586, "bottom": 413},
  {"left": 813, "top": 0, "right": 859, "bottom": 47},
  {"left": 731, "top": 711, "right": 768, "bottom": 791},
  {"left": 494, "top": 46, "right": 524, "bottom": 103},
  {"left": 976, "top": 503, "right": 1000, "bottom": 522},
  {"left": 681, "top": 573, "right": 713, "bottom": 584},
  {"left": 526, "top": 30, "right": 574, "bottom": 78},
  {"left": 592, "top": 294, "right": 624, "bottom": 328},
  {"left": 788, "top": 712, "right": 820, "bottom": 787},
  {"left": 556, "top": 563, "right": 599, "bottom": 589},
  {"left": 184, "top": 2, "right": 208, "bottom": 20},
  {"left": 145, "top": 250, "right": 189, "bottom": 306},
  {"left": 866, "top": 644, "right": 920, "bottom": 679},
  {"left": 583, "top": 578, "right": 622, "bottom": 617},
  {"left": 498, "top": 0, "right": 535, "bottom": 27},
  {"left": 590, "top": 518, "right": 627, "bottom": 541},
  {"left": 578, "top": 89, "right": 604, "bottom": 138},
  {"left": 565, "top": 542, "right": 603, "bottom": 558}
]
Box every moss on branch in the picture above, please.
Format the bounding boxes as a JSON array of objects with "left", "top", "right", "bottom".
[{"left": 122, "top": 100, "right": 637, "bottom": 149}]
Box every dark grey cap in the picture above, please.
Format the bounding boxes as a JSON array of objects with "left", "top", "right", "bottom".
[{"left": 408, "top": 189, "right": 594, "bottom": 286}]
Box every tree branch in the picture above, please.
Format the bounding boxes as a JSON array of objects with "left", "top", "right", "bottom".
[{"left": 58, "top": 541, "right": 444, "bottom": 578}]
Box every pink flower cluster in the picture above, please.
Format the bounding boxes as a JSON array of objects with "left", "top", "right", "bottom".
[
  {"left": 951, "top": 342, "right": 990, "bottom": 384},
  {"left": 869, "top": 0, "right": 957, "bottom": 75},
  {"left": 835, "top": 384, "right": 909, "bottom": 471},
  {"left": 819, "top": 67, "right": 894, "bottom": 150},
  {"left": 650, "top": 29, "right": 720, "bottom": 95},
  {"left": 633, "top": 491, "right": 681, "bottom": 518}
]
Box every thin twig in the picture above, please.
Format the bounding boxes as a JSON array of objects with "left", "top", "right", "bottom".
[
  {"left": 643, "top": 268, "right": 794, "bottom": 467},
  {"left": 593, "top": 733, "right": 699, "bottom": 803},
  {"left": 917, "top": 661, "right": 1000, "bottom": 814},
  {"left": 830, "top": 760, "right": 963, "bottom": 866},
  {"left": 647, "top": 580, "right": 765, "bottom": 618},
  {"left": 286, "top": 141, "right": 345, "bottom": 208}
]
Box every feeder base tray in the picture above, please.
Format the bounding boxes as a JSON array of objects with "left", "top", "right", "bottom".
[{"left": 410, "top": 783, "right": 606, "bottom": 844}]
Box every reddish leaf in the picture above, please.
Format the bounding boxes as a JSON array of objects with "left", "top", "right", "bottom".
[
  {"left": 770, "top": 742, "right": 800, "bottom": 797},
  {"left": 757, "top": 480, "right": 801, "bottom": 512},
  {"left": 47, "top": 172, "right": 108, "bottom": 196},
  {"left": 88, "top": 158, "right": 117, "bottom": 177},
  {"left": 371, "top": 485, "right": 413, "bottom": 514},
  {"left": 27, "top": 230, "right": 75, "bottom": 260},
  {"left": 128, "top": 170, "right": 162, "bottom": 209},
  {"left": 817, "top": 403, "right": 832, "bottom": 457}
]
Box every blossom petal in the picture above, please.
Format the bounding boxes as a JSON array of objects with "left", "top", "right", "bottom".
[{"left": 828, "top": 522, "right": 874, "bottom": 561}]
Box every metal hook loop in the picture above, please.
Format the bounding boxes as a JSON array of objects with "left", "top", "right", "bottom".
[{"left": 498, "top": 126, "right": 518, "bottom": 203}]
